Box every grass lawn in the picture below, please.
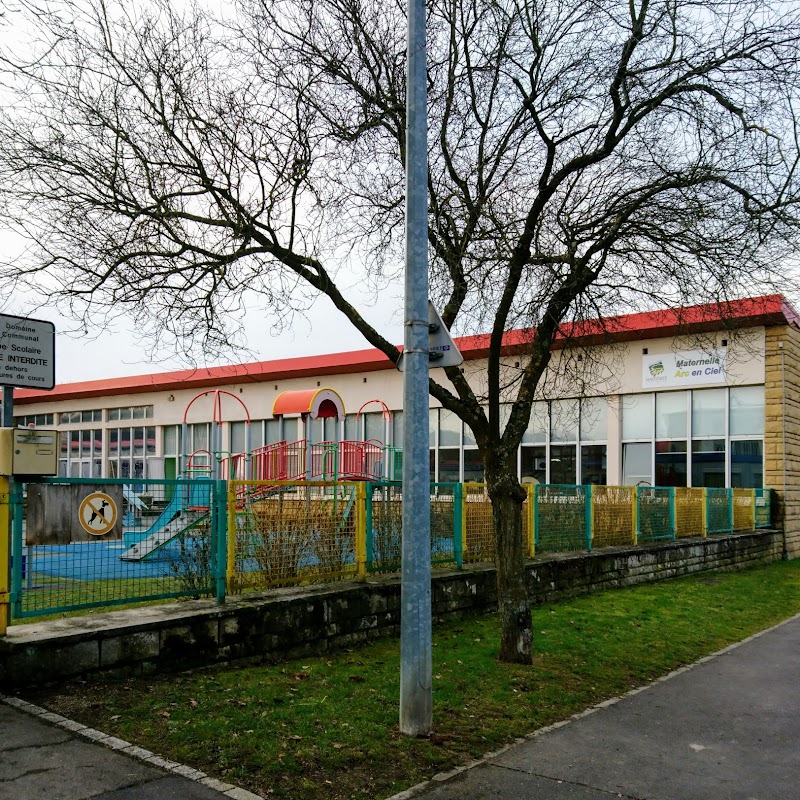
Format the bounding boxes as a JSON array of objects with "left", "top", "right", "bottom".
[{"left": 22, "top": 559, "right": 800, "bottom": 800}]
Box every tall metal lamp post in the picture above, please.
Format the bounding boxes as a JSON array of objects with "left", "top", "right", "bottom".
[{"left": 400, "top": 0, "right": 433, "bottom": 735}]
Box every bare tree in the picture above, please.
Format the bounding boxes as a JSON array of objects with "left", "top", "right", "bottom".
[{"left": 1, "top": 0, "right": 799, "bottom": 662}]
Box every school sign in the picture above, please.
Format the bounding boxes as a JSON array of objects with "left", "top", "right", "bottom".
[
  {"left": 642, "top": 349, "right": 727, "bottom": 389},
  {"left": 0, "top": 314, "right": 56, "bottom": 390}
]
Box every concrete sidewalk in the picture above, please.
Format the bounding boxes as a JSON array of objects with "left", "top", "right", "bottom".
[
  {"left": 397, "top": 613, "right": 800, "bottom": 800},
  {"left": 0, "top": 698, "right": 261, "bottom": 800}
]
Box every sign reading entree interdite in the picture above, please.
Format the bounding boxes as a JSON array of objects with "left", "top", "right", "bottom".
[{"left": 0, "top": 314, "right": 55, "bottom": 390}]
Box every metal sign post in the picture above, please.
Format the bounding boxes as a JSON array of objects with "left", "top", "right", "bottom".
[
  {"left": 400, "top": 0, "right": 433, "bottom": 735},
  {"left": 0, "top": 314, "right": 55, "bottom": 635}
]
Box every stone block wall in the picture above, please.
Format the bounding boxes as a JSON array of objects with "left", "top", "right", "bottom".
[
  {"left": 0, "top": 531, "right": 781, "bottom": 690},
  {"left": 765, "top": 325, "right": 800, "bottom": 557}
]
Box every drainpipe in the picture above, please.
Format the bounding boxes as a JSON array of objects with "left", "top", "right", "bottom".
[{"left": 780, "top": 342, "right": 788, "bottom": 560}]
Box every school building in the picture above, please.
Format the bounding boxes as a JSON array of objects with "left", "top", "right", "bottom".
[{"left": 9, "top": 294, "right": 800, "bottom": 556}]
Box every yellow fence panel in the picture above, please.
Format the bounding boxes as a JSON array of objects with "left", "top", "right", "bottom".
[
  {"left": 463, "top": 483, "right": 494, "bottom": 564},
  {"left": 733, "top": 488, "right": 755, "bottom": 531},
  {"left": 227, "top": 481, "right": 362, "bottom": 592},
  {"left": 591, "top": 486, "right": 635, "bottom": 547},
  {"left": 674, "top": 487, "right": 706, "bottom": 538}
]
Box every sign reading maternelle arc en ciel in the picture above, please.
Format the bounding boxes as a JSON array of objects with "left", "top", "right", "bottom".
[
  {"left": 642, "top": 348, "right": 727, "bottom": 390},
  {"left": 0, "top": 313, "right": 55, "bottom": 390}
]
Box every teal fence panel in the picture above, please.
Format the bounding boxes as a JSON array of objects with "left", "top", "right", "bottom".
[
  {"left": 637, "top": 487, "right": 675, "bottom": 542},
  {"left": 754, "top": 488, "right": 772, "bottom": 528},
  {"left": 10, "top": 477, "right": 223, "bottom": 621},
  {"left": 365, "top": 482, "right": 458, "bottom": 573},
  {"left": 706, "top": 488, "right": 733, "bottom": 534},
  {"left": 535, "top": 485, "right": 589, "bottom": 553}
]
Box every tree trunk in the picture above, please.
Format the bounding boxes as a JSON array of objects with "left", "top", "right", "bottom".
[{"left": 486, "top": 469, "right": 533, "bottom": 664}]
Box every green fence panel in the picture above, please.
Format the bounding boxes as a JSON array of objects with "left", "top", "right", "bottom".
[
  {"left": 706, "top": 488, "right": 733, "bottom": 534},
  {"left": 535, "top": 485, "right": 589, "bottom": 553},
  {"left": 754, "top": 488, "right": 772, "bottom": 528},
  {"left": 365, "top": 482, "right": 458, "bottom": 573},
  {"left": 637, "top": 487, "right": 675, "bottom": 542},
  {"left": 11, "top": 477, "right": 218, "bottom": 621}
]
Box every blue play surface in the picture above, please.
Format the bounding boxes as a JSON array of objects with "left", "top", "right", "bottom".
[{"left": 22, "top": 539, "right": 187, "bottom": 581}]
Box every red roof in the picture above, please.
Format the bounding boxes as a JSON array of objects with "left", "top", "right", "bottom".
[{"left": 14, "top": 294, "right": 797, "bottom": 405}]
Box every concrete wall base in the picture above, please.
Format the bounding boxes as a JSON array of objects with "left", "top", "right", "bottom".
[{"left": 0, "top": 530, "right": 782, "bottom": 690}]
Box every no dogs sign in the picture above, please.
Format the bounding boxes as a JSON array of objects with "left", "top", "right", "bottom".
[{"left": 78, "top": 491, "right": 118, "bottom": 536}]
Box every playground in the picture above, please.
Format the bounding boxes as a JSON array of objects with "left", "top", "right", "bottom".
[{"left": 5, "top": 386, "right": 775, "bottom": 623}]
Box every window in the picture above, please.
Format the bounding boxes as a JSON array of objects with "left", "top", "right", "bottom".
[
  {"left": 581, "top": 445, "right": 607, "bottom": 485},
  {"left": 656, "top": 392, "right": 688, "bottom": 439},
  {"left": 391, "top": 411, "right": 403, "bottom": 448},
  {"left": 463, "top": 450, "right": 484, "bottom": 482},
  {"left": 623, "top": 442, "right": 652, "bottom": 486},
  {"left": 551, "top": 400, "right": 578, "bottom": 443},
  {"left": 655, "top": 440, "right": 687, "bottom": 487},
  {"left": 265, "top": 418, "right": 282, "bottom": 445},
  {"left": 14, "top": 413, "right": 54, "bottom": 427},
  {"left": 364, "top": 412, "right": 384, "bottom": 442},
  {"left": 59, "top": 409, "right": 102, "bottom": 424},
  {"left": 522, "top": 402, "right": 548, "bottom": 444},
  {"left": 521, "top": 446, "right": 547, "bottom": 484},
  {"left": 729, "top": 386, "right": 764, "bottom": 436},
  {"left": 580, "top": 398, "right": 608, "bottom": 442},
  {"left": 438, "top": 448, "right": 460, "bottom": 483},
  {"left": 622, "top": 394, "right": 654, "bottom": 440},
  {"left": 108, "top": 405, "right": 154, "bottom": 422},
  {"left": 439, "top": 409, "right": 461, "bottom": 447},
  {"left": 59, "top": 428, "right": 103, "bottom": 477},
  {"left": 691, "top": 439, "right": 726, "bottom": 487},
  {"left": 549, "top": 445, "right": 577, "bottom": 484},
  {"left": 692, "top": 389, "right": 726, "bottom": 437},
  {"left": 108, "top": 426, "right": 157, "bottom": 479},
  {"left": 731, "top": 440, "right": 763, "bottom": 488}
]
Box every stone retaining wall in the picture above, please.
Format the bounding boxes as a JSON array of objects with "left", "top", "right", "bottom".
[{"left": 0, "top": 530, "right": 782, "bottom": 690}]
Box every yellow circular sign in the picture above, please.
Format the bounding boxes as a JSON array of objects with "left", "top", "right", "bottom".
[{"left": 78, "top": 492, "right": 118, "bottom": 536}]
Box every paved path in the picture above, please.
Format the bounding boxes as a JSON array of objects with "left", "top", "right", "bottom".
[
  {"left": 399, "top": 613, "right": 800, "bottom": 800},
  {"left": 0, "top": 699, "right": 259, "bottom": 800}
]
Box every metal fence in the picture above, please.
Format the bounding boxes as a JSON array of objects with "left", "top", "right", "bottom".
[
  {"left": 3, "top": 477, "right": 774, "bottom": 622},
  {"left": 10, "top": 477, "right": 225, "bottom": 620}
]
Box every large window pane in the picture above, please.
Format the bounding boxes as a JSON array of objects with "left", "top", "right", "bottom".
[
  {"left": 521, "top": 446, "right": 546, "bottom": 484},
  {"left": 550, "top": 445, "right": 577, "bottom": 484},
  {"left": 551, "top": 400, "right": 578, "bottom": 443},
  {"left": 230, "top": 421, "right": 246, "bottom": 454},
  {"left": 439, "top": 409, "right": 461, "bottom": 447},
  {"left": 730, "top": 386, "right": 764, "bottom": 436},
  {"left": 622, "top": 394, "right": 654, "bottom": 440},
  {"left": 522, "top": 402, "right": 548, "bottom": 444},
  {"left": 463, "top": 450, "right": 484, "bottom": 482},
  {"left": 580, "top": 398, "right": 608, "bottom": 442},
  {"left": 692, "top": 439, "right": 725, "bottom": 487},
  {"left": 266, "top": 419, "right": 282, "bottom": 444},
  {"left": 344, "top": 414, "right": 359, "bottom": 440},
  {"left": 392, "top": 412, "right": 403, "bottom": 447},
  {"left": 133, "top": 426, "right": 145, "bottom": 456},
  {"left": 146, "top": 427, "right": 156, "bottom": 456},
  {"left": 438, "top": 448, "right": 459, "bottom": 483},
  {"left": 163, "top": 425, "right": 179, "bottom": 455},
  {"left": 731, "top": 440, "right": 763, "bottom": 488},
  {"left": 656, "top": 391, "right": 688, "bottom": 439},
  {"left": 581, "top": 444, "right": 607, "bottom": 485},
  {"left": 692, "top": 388, "right": 726, "bottom": 437},
  {"left": 623, "top": 442, "right": 652, "bottom": 485},
  {"left": 364, "top": 412, "right": 384, "bottom": 442},
  {"left": 655, "top": 440, "right": 687, "bottom": 487}
]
